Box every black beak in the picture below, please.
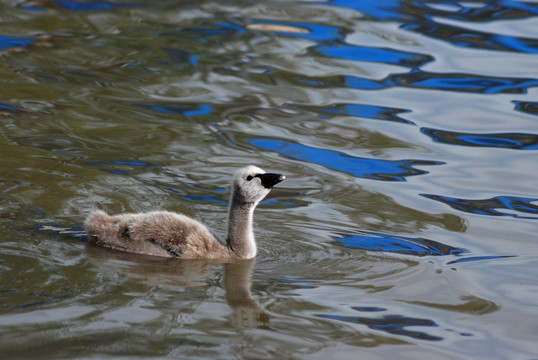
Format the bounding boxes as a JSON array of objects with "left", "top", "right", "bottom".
[{"left": 257, "top": 173, "right": 286, "bottom": 189}]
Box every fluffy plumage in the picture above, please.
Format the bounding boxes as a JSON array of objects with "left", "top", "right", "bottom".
[{"left": 84, "top": 165, "right": 285, "bottom": 259}]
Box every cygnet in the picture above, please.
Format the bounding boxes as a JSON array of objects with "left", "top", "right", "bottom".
[{"left": 84, "top": 165, "right": 285, "bottom": 259}]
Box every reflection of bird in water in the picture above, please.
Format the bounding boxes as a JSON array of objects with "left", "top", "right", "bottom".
[
  {"left": 87, "top": 244, "right": 269, "bottom": 328},
  {"left": 84, "top": 166, "right": 285, "bottom": 259},
  {"left": 224, "top": 261, "right": 270, "bottom": 328}
]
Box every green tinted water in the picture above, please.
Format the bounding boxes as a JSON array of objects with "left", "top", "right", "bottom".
[{"left": 1, "top": 1, "right": 537, "bottom": 359}]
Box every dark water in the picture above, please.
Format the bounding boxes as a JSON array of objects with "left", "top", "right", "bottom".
[{"left": 1, "top": 0, "right": 537, "bottom": 359}]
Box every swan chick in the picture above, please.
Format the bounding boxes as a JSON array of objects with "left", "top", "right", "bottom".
[{"left": 84, "top": 165, "right": 285, "bottom": 259}]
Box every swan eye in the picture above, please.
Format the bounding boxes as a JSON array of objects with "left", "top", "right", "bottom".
[{"left": 246, "top": 175, "right": 254, "bottom": 181}]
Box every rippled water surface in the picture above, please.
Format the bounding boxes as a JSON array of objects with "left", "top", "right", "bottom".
[{"left": 1, "top": 0, "right": 537, "bottom": 358}]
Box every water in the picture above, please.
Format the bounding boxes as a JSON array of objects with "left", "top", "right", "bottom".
[{"left": 1, "top": 0, "right": 537, "bottom": 358}]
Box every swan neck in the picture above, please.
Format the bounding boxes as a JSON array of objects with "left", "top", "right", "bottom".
[{"left": 226, "top": 198, "right": 257, "bottom": 258}]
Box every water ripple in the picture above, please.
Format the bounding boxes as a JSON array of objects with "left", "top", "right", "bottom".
[
  {"left": 421, "top": 194, "right": 538, "bottom": 220},
  {"left": 316, "top": 312, "right": 444, "bottom": 341},
  {"left": 318, "top": 0, "right": 538, "bottom": 54},
  {"left": 137, "top": 103, "right": 213, "bottom": 117},
  {"left": 248, "top": 20, "right": 433, "bottom": 67},
  {"left": 0, "top": 104, "right": 25, "bottom": 115},
  {"left": 322, "top": 0, "right": 538, "bottom": 36},
  {"left": 421, "top": 128, "right": 538, "bottom": 150},
  {"left": 512, "top": 100, "right": 538, "bottom": 117},
  {"left": 85, "top": 159, "right": 154, "bottom": 175},
  {"left": 0, "top": 35, "right": 34, "bottom": 51},
  {"left": 333, "top": 231, "right": 466, "bottom": 256},
  {"left": 402, "top": 20, "right": 538, "bottom": 54},
  {"left": 286, "top": 102, "right": 414, "bottom": 124},
  {"left": 161, "top": 21, "right": 246, "bottom": 41},
  {"left": 267, "top": 68, "right": 538, "bottom": 94},
  {"left": 247, "top": 138, "right": 443, "bottom": 181},
  {"left": 446, "top": 255, "right": 516, "bottom": 265},
  {"left": 54, "top": 1, "right": 143, "bottom": 11},
  {"left": 388, "top": 70, "right": 538, "bottom": 94},
  {"left": 310, "top": 42, "right": 433, "bottom": 67}
]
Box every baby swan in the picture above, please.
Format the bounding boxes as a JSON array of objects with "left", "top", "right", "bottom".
[{"left": 84, "top": 166, "right": 285, "bottom": 259}]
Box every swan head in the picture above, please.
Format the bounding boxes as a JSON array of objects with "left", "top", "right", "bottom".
[{"left": 231, "top": 165, "right": 286, "bottom": 204}]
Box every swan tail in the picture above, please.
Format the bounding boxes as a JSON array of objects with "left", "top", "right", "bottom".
[{"left": 84, "top": 210, "right": 113, "bottom": 240}]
